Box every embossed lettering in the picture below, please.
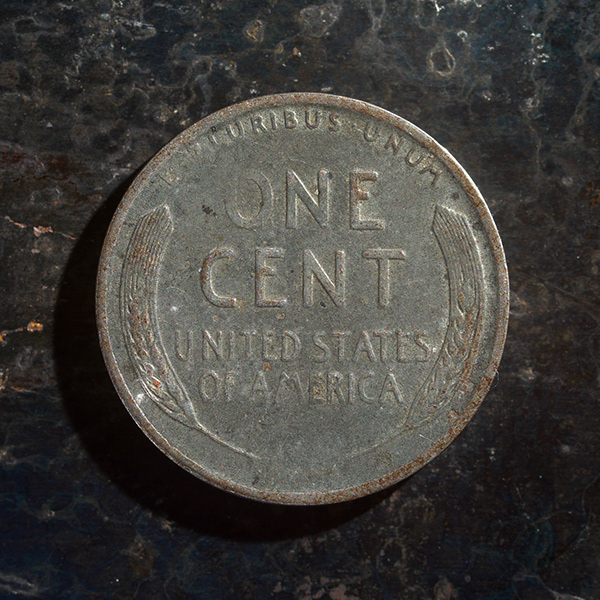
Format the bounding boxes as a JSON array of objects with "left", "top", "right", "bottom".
[
  {"left": 332, "top": 330, "right": 350, "bottom": 360},
  {"left": 396, "top": 331, "right": 432, "bottom": 362},
  {"left": 240, "top": 330, "right": 257, "bottom": 358},
  {"left": 310, "top": 372, "right": 326, "bottom": 404},
  {"left": 372, "top": 330, "right": 394, "bottom": 361},
  {"left": 350, "top": 171, "right": 385, "bottom": 230},
  {"left": 176, "top": 329, "right": 193, "bottom": 360},
  {"left": 226, "top": 120, "right": 243, "bottom": 139},
  {"left": 262, "top": 331, "right": 278, "bottom": 360},
  {"left": 274, "top": 371, "right": 304, "bottom": 403},
  {"left": 251, "top": 115, "right": 268, "bottom": 134},
  {"left": 305, "top": 109, "right": 323, "bottom": 130},
  {"left": 405, "top": 147, "right": 425, "bottom": 166},
  {"left": 176, "top": 329, "right": 432, "bottom": 366},
  {"left": 384, "top": 131, "right": 403, "bottom": 154},
  {"left": 313, "top": 331, "right": 331, "bottom": 362},
  {"left": 191, "top": 367, "right": 413, "bottom": 406},
  {"left": 328, "top": 372, "right": 345, "bottom": 404},
  {"left": 284, "top": 110, "right": 298, "bottom": 129},
  {"left": 255, "top": 247, "right": 286, "bottom": 307},
  {"left": 224, "top": 370, "right": 236, "bottom": 402},
  {"left": 228, "top": 330, "right": 236, "bottom": 358},
  {"left": 419, "top": 163, "right": 442, "bottom": 186},
  {"left": 379, "top": 372, "right": 403, "bottom": 404},
  {"left": 363, "top": 122, "right": 380, "bottom": 142},
  {"left": 328, "top": 113, "right": 341, "bottom": 132},
  {"left": 414, "top": 333, "right": 433, "bottom": 362},
  {"left": 349, "top": 373, "right": 358, "bottom": 403},
  {"left": 282, "top": 330, "right": 301, "bottom": 361},
  {"left": 203, "top": 330, "right": 224, "bottom": 360},
  {"left": 286, "top": 169, "right": 330, "bottom": 228},
  {"left": 303, "top": 249, "right": 346, "bottom": 307},
  {"left": 363, "top": 249, "right": 406, "bottom": 306},
  {"left": 226, "top": 171, "right": 273, "bottom": 229},
  {"left": 352, "top": 331, "right": 377, "bottom": 362},
  {"left": 359, "top": 373, "right": 377, "bottom": 403},
  {"left": 200, "top": 370, "right": 220, "bottom": 402},
  {"left": 201, "top": 248, "right": 238, "bottom": 308},
  {"left": 250, "top": 370, "right": 270, "bottom": 402}
]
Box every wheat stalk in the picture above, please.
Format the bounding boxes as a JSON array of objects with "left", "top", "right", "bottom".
[
  {"left": 119, "top": 206, "right": 255, "bottom": 458},
  {"left": 404, "top": 205, "right": 484, "bottom": 428},
  {"left": 120, "top": 206, "right": 194, "bottom": 422}
]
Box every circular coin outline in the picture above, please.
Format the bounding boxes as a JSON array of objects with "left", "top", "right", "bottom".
[{"left": 97, "top": 93, "right": 509, "bottom": 504}]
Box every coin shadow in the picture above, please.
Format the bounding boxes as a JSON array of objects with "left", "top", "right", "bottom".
[{"left": 54, "top": 175, "right": 398, "bottom": 541}]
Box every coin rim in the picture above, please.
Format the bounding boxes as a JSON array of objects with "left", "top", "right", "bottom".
[{"left": 96, "top": 92, "right": 510, "bottom": 505}]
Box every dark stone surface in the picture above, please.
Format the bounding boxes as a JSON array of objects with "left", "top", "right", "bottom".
[{"left": 1, "top": 0, "right": 599, "bottom": 598}]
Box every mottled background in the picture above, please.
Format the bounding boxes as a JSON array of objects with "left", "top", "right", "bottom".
[{"left": 1, "top": 0, "right": 599, "bottom": 598}]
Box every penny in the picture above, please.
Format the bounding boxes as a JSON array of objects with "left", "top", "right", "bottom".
[{"left": 96, "top": 93, "right": 509, "bottom": 504}]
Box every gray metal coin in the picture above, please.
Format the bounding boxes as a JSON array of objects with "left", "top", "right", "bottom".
[{"left": 97, "top": 93, "right": 509, "bottom": 505}]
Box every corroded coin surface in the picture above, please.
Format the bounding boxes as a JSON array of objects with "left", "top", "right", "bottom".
[{"left": 97, "top": 93, "right": 509, "bottom": 504}]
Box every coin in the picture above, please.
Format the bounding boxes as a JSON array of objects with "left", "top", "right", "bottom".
[{"left": 96, "top": 93, "right": 509, "bottom": 504}]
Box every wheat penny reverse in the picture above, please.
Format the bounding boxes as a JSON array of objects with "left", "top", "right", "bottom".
[{"left": 96, "top": 93, "right": 509, "bottom": 504}]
